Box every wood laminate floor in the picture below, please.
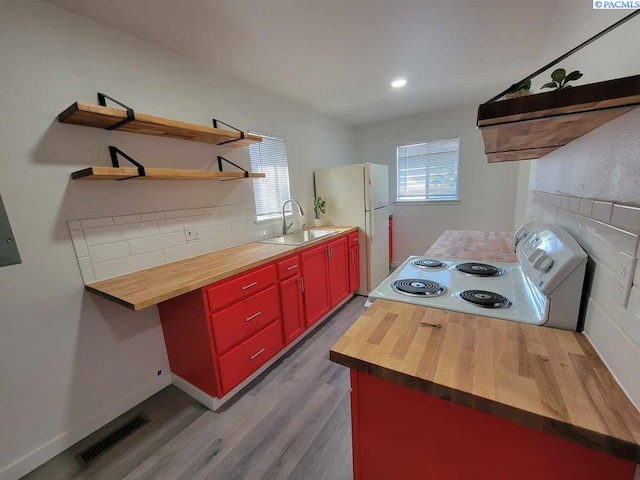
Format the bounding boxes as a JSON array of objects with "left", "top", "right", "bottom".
[{"left": 23, "top": 296, "right": 366, "bottom": 480}]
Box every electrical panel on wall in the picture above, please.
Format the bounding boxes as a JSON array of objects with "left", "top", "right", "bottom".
[{"left": 0, "top": 194, "right": 21, "bottom": 267}]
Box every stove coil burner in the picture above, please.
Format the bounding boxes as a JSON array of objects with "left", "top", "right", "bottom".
[
  {"left": 392, "top": 279, "right": 446, "bottom": 297},
  {"left": 455, "top": 262, "right": 504, "bottom": 277},
  {"left": 458, "top": 290, "right": 511, "bottom": 309},
  {"left": 411, "top": 259, "right": 446, "bottom": 269}
]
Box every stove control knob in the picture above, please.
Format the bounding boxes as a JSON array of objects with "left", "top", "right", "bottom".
[{"left": 533, "top": 254, "right": 554, "bottom": 273}]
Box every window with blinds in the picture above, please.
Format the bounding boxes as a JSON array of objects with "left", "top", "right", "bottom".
[
  {"left": 249, "top": 134, "right": 292, "bottom": 220},
  {"left": 396, "top": 137, "right": 460, "bottom": 202}
]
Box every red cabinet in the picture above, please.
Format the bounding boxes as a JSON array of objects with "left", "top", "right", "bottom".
[
  {"left": 301, "top": 244, "right": 331, "bottom": 327},
  {"left": 210, "top": 285, "right": 280, "bottom": 354},
  {"left": 279, "top": 272, "right": 305, "bottom": 345},
  {"left": 349, "top": 245, "right": 359, "bottom": 293},
  {"left": 217, "top": 320, "right": 284, "bottom": 395},
  {"left": 328, "top": 237, "right": 349, "bottom": 306},
  {"left": 206, "top": 264, "right": 277, "bottom": 311},
  {"left": 160, "top": 230, "right": 356, "bottom": 403}
]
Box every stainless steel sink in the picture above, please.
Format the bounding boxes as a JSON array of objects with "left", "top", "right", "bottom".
[{"left": 258, "top": 229, "right": 340, "bottom": 246}]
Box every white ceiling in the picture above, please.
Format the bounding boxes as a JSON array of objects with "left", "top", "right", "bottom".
[{"left": 46, "top": 0, "right": 558, "bottom": 125}]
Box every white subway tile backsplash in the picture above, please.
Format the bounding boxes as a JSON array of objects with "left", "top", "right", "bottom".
[
  {"left": 584, "top": 299, "right": 640, "bottom": 409},
  {"left": 231, "top": 220, "right": 253, "bottom": 233},
  {"left": 588, "top": 259, "right": 640, "bottom": 350},
  {"left": 113, "top": 214, "right": 143, "bottom": 225},
  {"left": 165, "top": 210, "right": 186, "bottom": 219},
  {"left": 93, "top": 251, "right": 165, "bottom": 281},
  {"left": 88, "top": 241, "right": 131, "bottom": 264},
  {"left": 84, "top": 222, "right": 159, "bottom": 246},
  {"left": 69, "top": 229, "right": 89, "bottom": 258},
  {"left": 68, "top": 202, "right": 274, "bottom": 284},
  {"left": 163, "top": 240, "right": 214, "bottom": 263},
  {"left": 158, "top": 214, "right": 210, "bottom": 234},
  {"left": 199, "top": 224, "right": 232, "bottom": 240},
  {"left": 568, "top": 197, "right": 581, "bottom": 213},
  {"left": 578, "top": 198, "right": 593, "bottom": 217},
  {"left": 140, "top": 211, "right": 165, "bottom": 222},
  {"left": 541, "top": 204, "right": 558, "bottom": 224},
  {"left": 81, "top": 217, "right": 114, "bottom": 229},
  {"left": 214, "top": 232, "right": 249, "bottom": 250},
  {"left": 210, "top": 212, "right": 247, "bottom": 225},
  {"left": 611, "top": 204, "right": 640, "bottom": 234},
  {"left": 591, "top": 201, "right": 613, "bottom": 223},
  {"left": 556, "top": 209, "right": 582, "bottom": 239},
  {"left": 560, "top": 196, "right": 570, "bottom": 211},
  {"left": 129, "top": 231, "right": 186, "bottom": 255},
  {"left": 581, "top": 218, "right": 638, "bottom": 259},
  {"left": 77, "top": 257, "right": 95, "bottom": 284}
]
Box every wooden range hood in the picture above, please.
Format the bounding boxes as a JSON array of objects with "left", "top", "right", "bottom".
[
  {"left": 477, "top": 10, "right": 640, "bottom": 163},
  {"left": 477, "top": 75, "right": 640, "bottom": 163}
]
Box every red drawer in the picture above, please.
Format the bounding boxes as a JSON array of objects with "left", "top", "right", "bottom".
[
  {"left": 217, "top": 320, "right": 284, "bottom": 395},
  {"left": 348, "top": 232, "right": 359, "bottom": 248},
  {"left": 277, "top": 254, "right": 301, "bottom": 280},
  {"left": 211, "top": 285, "right": 280, "bottom": 354},
  {"left": 206, "top": 264, "right": 277, "bottom": 312}
]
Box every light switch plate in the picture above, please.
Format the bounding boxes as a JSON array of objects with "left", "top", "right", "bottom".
[{"left": 0, "top": 194, "right": 21, "bottom": 267}]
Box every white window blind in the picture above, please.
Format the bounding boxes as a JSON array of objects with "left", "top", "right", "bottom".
[
  {"left": 249, "top": 134, "right": 292, "bottom": 220},
  {"left": 396, "top": 137, "right": 460, "bottom": 202}
]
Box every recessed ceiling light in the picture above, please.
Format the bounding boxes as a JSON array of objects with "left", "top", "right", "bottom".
[{"left": 391, "top": 78, "right": 407, "bottom": 89}]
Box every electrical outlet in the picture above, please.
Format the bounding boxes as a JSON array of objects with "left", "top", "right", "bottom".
[
  {"left": 611, "top": 251, "right": 637, "bottom": 307},
  {"left": 184, "top": 226, "right": 200, "bottom": 242}
]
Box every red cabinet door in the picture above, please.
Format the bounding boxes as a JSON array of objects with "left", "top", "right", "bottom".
[
  {"left": 349, "top": 245, "right": 360, "bottom": 293},
  {"left": 301, "top": 244, "right": 330, "bottom": 327},
  {"left": 328, "top": 237, "right": 349, "bottom": 307},
  {"left": 279, "top": 274, "right": 305, "bottom": 344}
]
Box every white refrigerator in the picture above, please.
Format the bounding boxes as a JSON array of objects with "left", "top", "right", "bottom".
[{"left": 314, "top": 163, "right": 389, "bottom": 295}]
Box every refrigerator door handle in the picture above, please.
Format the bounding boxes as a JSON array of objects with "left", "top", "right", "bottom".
[
  {"left": 369, "top": 209, "right": 375, "bottom": 239},
  {"left": 367, "top": 174, "right": 374, "bottom": 212}
]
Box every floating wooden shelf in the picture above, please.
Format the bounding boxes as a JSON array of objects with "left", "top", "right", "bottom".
[
  {"left": 477, "top": 75, "right": 640, "bottom": 162},
  {"left": 58, "top": 101, "right": 262, "bottom": 147},
  {"left": 71, "top": 167, "right": 265, "bottom": 181}
]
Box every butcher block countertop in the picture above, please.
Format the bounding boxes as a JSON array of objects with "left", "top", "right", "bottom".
[
  {"left": 330, "top": 230, "right": 640, "bottom": 463},
  {"left": 85, "top": 226, "right": 356, "bottom": 311}
]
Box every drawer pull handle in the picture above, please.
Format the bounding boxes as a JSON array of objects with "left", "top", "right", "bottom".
[
  {"left": 250, "top": 348, "right": 266, "bottom": 360},
  {"left": 299, "top": 277, "right": 305, "bottom": 292},
  {"left": 286, "top": 264, "right": 299, "bottom": 271},
  {"left": 241, "top": 281, "right": 258, "bottom": 290},
  {"left": 245, "top": 311, "right": 262, "bottom": 322}
]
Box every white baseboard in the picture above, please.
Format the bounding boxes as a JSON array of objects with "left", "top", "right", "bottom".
[
  {"left": 172, "top": 294, "right": 354, "bottom": 411},
  {"left": 0, "top": 374, "right": 171, "bottom": 480}
]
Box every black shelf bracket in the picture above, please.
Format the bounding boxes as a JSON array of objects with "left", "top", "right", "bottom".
[
  {"left": 212, "top": 118, "right": 246, "bottom": 145},
  {"left": 98, "top": 93, "right": 136, "bottom": 130},
  {"left": 217, "top": 156, "right": 249, "bottom": 177},
  {"left": 108, "top": 146, "right": 146, "bottom": 180}
]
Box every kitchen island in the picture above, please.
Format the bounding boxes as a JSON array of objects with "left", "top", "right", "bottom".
[{"left": 330, "top": 230, "right": 640, "bottom": 480}]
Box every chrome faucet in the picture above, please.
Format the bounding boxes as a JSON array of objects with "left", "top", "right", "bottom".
[{"left": 282, "top": 199, "right": 305, "bottom": 235}]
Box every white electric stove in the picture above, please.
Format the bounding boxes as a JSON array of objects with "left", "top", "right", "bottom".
[{"left": 368, "top": 222, "right": 588, "bottom": 330}]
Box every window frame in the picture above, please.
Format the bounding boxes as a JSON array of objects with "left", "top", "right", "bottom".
[
  {"left": 395, "top": 137, "right": 461, "bottom": 204},
  {"left": 248, "top": 131, "right": 292, "bottom": 222}
]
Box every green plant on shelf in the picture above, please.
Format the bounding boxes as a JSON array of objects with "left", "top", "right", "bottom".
[{"left": 541, "top": 68, "right": 583, "bottom": 90}]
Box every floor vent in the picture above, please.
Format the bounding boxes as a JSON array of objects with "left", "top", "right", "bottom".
[{"left": 78, "top": 414, "right": 150, "bottom": 465}]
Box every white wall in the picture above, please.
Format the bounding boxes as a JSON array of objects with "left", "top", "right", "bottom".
[
  {"left": 354, "top": 104, "right": 520, "bottom": 263},
  {"left": 0, "top": 1, "right": 354, "bottom": 478},
  {"left": 525, "top": 108, "right": 640, "bottom": 410}
]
